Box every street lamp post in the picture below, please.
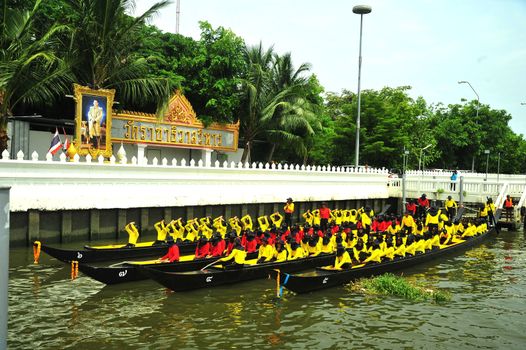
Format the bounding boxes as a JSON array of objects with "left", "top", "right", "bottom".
[
  {"left": 353, "top": 4, "right": 372, "bottom": 168},
  {"left": 497, "top": 152, "right": 501, "bottom": 183},
  {"left": 418, "top": 144, "right": 432, "bottom": 171},
  {"left": 484, "top": 149, "right": 490, "bottom": 181},
  {"left": 458, "top": 81, "right": 480, "bottom": 172},
  {"left": 402, "top": 149, "right": 409, "bottom": 213}
]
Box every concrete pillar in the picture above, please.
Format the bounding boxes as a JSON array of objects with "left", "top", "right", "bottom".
[
  {"left": 28, "top": 210, "right": 40, "bottom": 242},
  {"left": 90, "top": 209, "right": 100, "bottom": 240},
  {"left": 61, "top": 211, "right": 72, "bottom": 243},
  {"left": 164, "top": 208, "right": 172, "bottom": 222},
  {"left": 117, "top": 209, "right": 127, "bottom": 239},
  {"left": 186, "top": 207, "right": 194, "bottom": 221},
  {"left": 140, "top": 208, "right": 149, "bottom": 236},
  {"left": 241, "top": 204, "right": 248, "bottom": 217},
  {"left": 258, "top": 203, "right": 266, "bottom": 217},
  {"left": 202, "top": 148, "right": 213, "bottom": 167},
  {"left": 137, "top": 143, "right": 147, "bottom": 165},
  {"left": 272, "top": 203, "right": 279, "bottom": 214},
  {"left": 0, "top": 187, "right": 10, "bottom": 350},
  {"left": 224, "top": 205, "right": 232, "bottom": 222},
  {"left": 205, "top": 206, "right": 212, "bottom": 218}
]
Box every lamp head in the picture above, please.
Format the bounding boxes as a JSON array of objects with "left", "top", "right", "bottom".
[
  {"left": 353, "top": 5, "right": 372, "bottom": 14},
  {"left": 458, "top": 81, "right": 467, "bottom": 84}
]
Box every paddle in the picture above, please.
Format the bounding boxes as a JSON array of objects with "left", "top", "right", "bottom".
[{"left": 200, "top": 258, "right": 221, "bottom": 271}]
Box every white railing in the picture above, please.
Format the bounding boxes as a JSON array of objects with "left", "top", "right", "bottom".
[
  {"left": 0, "top": 149, "right": 390, "bottom": 212},
  {"left": 2, "top": 149, "right": 524, "bottom": 212}
]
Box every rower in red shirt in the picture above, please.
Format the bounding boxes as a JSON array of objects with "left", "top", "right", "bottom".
[
  {"left": 194, "top": 236, "right": 211, "bottom": 259},
  {"left": 244, "top": 232, "right": 258, "bottom": 253},
  {"left": 225, "top": 232, "right": 237, "bottom": 255},
  {"left": 208, "top": 234, "right": 226, "bottom": 257},
  {"left": 158, "top": 241, "right": 180, "bottom": 262}
]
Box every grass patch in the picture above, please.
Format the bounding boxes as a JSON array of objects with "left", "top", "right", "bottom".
[{"left": 351, "top": 273, "right": 451, "bottom": 303}]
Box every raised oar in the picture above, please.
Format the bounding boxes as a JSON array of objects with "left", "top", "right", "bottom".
[{"left": 200, "top": 258, "right": 221, "bottom": 271}]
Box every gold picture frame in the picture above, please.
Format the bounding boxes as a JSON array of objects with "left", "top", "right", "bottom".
[{"left": 73, "top": 84, "right": 116, "bottom": 158}]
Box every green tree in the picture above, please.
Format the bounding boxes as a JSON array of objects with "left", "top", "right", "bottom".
[
  {"left": 0, "top": 0, "right": 73, "bottom": 151},
  {"left": 237, "top": 43, "right": 320, "bottom": 163},
  {"left": 64, "top": 0, "right": 173, "bottom": 113}
]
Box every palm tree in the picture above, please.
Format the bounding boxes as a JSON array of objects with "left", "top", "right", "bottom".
[
  {"left": 238, "top": 43, "right": 318, "bottom": 164},
  {"left": 0, "top": 0, "right": 73, "bottom": 151},
  {"left": 264, "top": 53, "right": 318, "bottom": 162},
  {"left": 64, "top": 0, "right": 174, "bottom": 112}
]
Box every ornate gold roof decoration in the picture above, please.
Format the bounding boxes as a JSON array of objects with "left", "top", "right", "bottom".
[
  {"left": 165, "top": 91, "right": 201, "bottom": 125},
  {"left": 114, "top": 90, "right": 239, "bottom": 130}
]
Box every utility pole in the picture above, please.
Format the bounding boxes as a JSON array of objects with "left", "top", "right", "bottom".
[
  {"left": 176, "top": 0, "right": 181, "bottom": 34},
  {"left": 0, "top": 187, "right": 10, "bottom": 350}
]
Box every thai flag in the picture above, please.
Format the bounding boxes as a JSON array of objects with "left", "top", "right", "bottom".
[
  {"left": 48, "top": 129, "right": 62, "bottom": 155},
  {"left": 62, "top": 128, "right": 70, "bottom": 153},
  {"left": 63, "top": 137, "right": 70, "bottom": 152}
]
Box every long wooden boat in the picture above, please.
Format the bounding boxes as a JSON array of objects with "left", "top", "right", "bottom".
[
  {"left": 140, "top": 253, "right": 336, "bottom": 292},
  {"left": 35, "top": 241, "right": 197, "bottom": 264},
  {"left": 270, "top": 228, "right": 494, "bottom": 294},
  {"left": 77, "top": 252, "right": 259, "bottom": 285}
]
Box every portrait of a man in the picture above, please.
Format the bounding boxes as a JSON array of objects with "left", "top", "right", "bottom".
[
  {"left": 74, "top": 84, "right": 115, "bottom": 158},
  {"left": 82, "top": 95, "right": 107, "bottom": 149}
]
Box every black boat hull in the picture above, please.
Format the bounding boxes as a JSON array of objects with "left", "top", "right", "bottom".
[
  {"left": 77, "top": 252, "right": 259, "bottom": 285},
  {"left": 273, "top": 229, "right": 493, "bottom": 294},
  {"left": 38, "top": 241, "right": 197, "bottom": 264},
  {"left": 141, "top": 253, "right": 336, "bottom": 292}
]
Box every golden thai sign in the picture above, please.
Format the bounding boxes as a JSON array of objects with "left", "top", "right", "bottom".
[
  {"left": 111, "top": 91, "right": 239, "bottom": 151},
  {"left": 73, "top": 84, "right": 116, "bottom": 158}
]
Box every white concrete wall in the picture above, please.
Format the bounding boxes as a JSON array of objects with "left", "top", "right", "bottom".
[{"left": 0, "top": 151, "right": 390, "bottom": 212}]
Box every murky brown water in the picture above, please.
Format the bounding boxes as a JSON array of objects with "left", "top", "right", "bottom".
[{"left": 7, "top": 230, "right": 526, "bottom": 349}]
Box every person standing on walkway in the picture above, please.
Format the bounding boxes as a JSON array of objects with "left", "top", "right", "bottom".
[
  {"left": 319, "top": 202, "right": 331, "bottom": 233},
  {"left": 504, "top": 195, "right": 514, "bottom": 222},
  {"left": 417, "top": 194, "right": 430, "bottom": 220},
  {"left": 450, "top": 170, "right": 458, "bottom": 191},
  {"left": 284, "top": 198, "right": 294, "bottom": 229}
]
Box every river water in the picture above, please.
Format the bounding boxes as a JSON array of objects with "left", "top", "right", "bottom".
[{"left": 7, "top": 230, "right": 526, "bottom": 349}]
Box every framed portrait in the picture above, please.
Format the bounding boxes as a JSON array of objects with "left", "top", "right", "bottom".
[{"left": 74, "top": 84, "right": 115, "bottom": 158}]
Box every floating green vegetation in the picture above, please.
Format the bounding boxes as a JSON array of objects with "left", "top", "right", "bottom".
[{"left": 351, "top": 273, "right": 451, "bottom": 303}]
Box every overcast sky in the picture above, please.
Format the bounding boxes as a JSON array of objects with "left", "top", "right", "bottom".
[{"left": 135, "top": 0, "right": 526, "bottom": 137}]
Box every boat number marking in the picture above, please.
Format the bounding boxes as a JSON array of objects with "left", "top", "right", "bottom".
[
  {"left": 77, "top": 252, "right": 83, "bottom": 259},
  {"left": 206, "top": 276, "right": 213, "bottom": 283},
  {"left": 322, "top": 277, "right": 329, "bottom": 284},
  {"left": 119, "top": 270, "right": 128, "bottom": 278}
]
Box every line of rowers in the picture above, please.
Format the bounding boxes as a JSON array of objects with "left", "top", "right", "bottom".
[{"left": 136, "top": 205, "right": 488, "bottom": 270}]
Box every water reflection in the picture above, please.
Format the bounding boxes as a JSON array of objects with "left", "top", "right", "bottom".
[{"left": 7, "top": 231, "right": 526, "bottom": 349}]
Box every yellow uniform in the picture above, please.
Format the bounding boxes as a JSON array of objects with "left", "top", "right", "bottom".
[
  {"left": 257, "top": 215, "right": 270, "bottom": 232},
  {"left": 289, "top": 247, "right": 306, "bottom": 260},
  {"left": 364, "top": 248, "right": 383, "bottom": 263},
  {"left": 270, "top": 212, "right": 283, "bottom": 228},
  {"left": 219, "top": 248, "right": 246, "bottom": 265},
  {"left": 334, "top": 251, "right": 352, "bottom": 270},
  {"left": 257, "top": 244, "right": 275, "bottom": 262}
]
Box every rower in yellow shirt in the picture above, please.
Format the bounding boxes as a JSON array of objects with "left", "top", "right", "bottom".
[
  {"left": 288, "top": 241, "right": 306, "bottom": 260},
  {"left": 332, "top": 246, "right": 352, "bottom": 270},
  {"left": 272, "top": 241, "right": 288, "bottom": 262},
  {"left": 257, "top": 238, "right": 275, "bottom": 263},
  {"left": 401, "top": 212, "right": 415, "bottom": 235},
  {"left": 217, "top": 238, "right": 246, "bottom": 268},
  {"left": 257, "top": 215, "right": 270, "bottom": 232},
  {"left": 270, "top": 212, "right": 284, "bottom": 228},
  {"left": 302, "top": 210, "right": 314, "bottom": 226}
]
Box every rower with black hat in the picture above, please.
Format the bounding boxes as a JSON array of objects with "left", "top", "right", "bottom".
[
  {"left": 194, "top": 236, "right": 210, "bottom": 259},
  {"left": 332, "top": 245, "right": 352, "bottom": 270}
]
